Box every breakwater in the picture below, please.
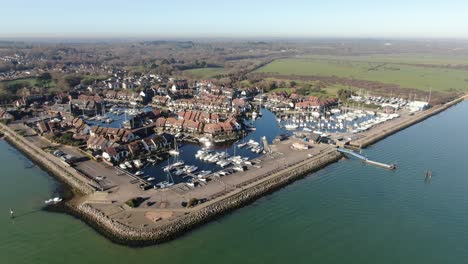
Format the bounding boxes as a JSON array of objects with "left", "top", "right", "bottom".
[
  {"left": 0, "top": 123, "right": 94, "bottom": 195},
  {"left": 68, "top": 148, "right": 342, "bottom": 246},
  {"left": 350, "top": 97, "right": 465, "bottom": 148}
]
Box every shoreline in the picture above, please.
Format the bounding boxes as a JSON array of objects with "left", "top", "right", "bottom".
[
  {"left": 350, "top": 96, "right": 465, "bottom": 148},
  {"left": 65, "top": 149, "right": 342, "bottom": 247},
  {"left": 1, "top": 95, "right": 465, "bottom": 246}
]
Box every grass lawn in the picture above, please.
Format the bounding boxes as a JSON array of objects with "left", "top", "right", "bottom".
[
  {"left": 182, "top": 68, "right": 226, "bottom": 79},
  {"left": 256, "top": 58, "right": 468, "bottom": 92}
]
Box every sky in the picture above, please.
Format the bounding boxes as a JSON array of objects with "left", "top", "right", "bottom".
[{"left": 0, "top": 0, "right": 467, "bottom": 39}]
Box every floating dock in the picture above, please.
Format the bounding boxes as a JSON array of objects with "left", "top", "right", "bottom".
[{"left": 337, "top": 148, "right": 396, "bottom": 170}]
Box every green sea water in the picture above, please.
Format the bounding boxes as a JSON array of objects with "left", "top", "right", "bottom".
[{"left": 2, "top": 102, "right": 468, "bottom": 264}]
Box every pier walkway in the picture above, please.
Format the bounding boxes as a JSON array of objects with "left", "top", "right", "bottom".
[{"left": 337, "top": 148, "right": 396, "bottom": 170}]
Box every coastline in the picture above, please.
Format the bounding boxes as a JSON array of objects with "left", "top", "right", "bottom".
[
  {"left": 350, "top": 96, "right": 465, "bottom": 148},
  {"left": 0, "top": 125, "right": 94, "bottom": 196},
  {"left": 65, "top": 149, "right": 342, "bottom": 246},
  {"left": 0, "top": 95, "right": 465, "bottom": 246}
]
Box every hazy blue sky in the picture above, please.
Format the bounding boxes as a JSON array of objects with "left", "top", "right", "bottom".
[{"left": 0, "top": 0, "right": 467, "bottom": 38}]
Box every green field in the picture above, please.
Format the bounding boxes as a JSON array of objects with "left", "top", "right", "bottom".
[
  {"left": 265, "top": 77, "right": 349, "bottom": 99},
  {"left": 182, "top": 68, "right": 227, "bottom": 79},
  {"left": 300, "top": 54, "right": 468, "bottom": 66},
  {"left": 256, "top": 58, "right": 468, "bottom": 92},
  {"left": 1, "top": 78, "right": 41, "bottom": 87}
]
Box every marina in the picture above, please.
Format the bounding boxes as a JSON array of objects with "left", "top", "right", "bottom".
[
  {"left": 3, "top": 101, "right": 468, "bottom": 263},
  {"left": 1, "top": 84, "right": 465, "bottom": 247}
]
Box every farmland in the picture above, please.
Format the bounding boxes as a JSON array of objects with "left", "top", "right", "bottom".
[
  {"left": 299, "top": 54, "right": 468, "bottom": 66},
  {"left": 182, "top": 67, "right": 227, "bottom": 79},
  {"left": 255, "top": 57, "right": 468, "bottom": 92}
]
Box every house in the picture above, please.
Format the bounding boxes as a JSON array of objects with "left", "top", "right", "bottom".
[
  {"left": 89, "top": 126, "right": 135, "bottom": 143},
  {"left": 37, "top": 121, "right": 51, "bottom": 134},
  {"left": 219, "top": 122, "right": 235, "bottom": 134},
  {"left": 87, "top": 135, "right": 113, "bottom": 150},
  {"left": 103, "top": 146, "right": 129, "bottom": 163},
  {"left": 71, "top": 96, "right": 103, "bottom": 116},
  {"left": 203, "top": 123, "right": 223, "bottom": 137},
  {"left": 140, "top": 135, "right": 168, "bottom": 152},
  {"left": 183, "top": 120, "right": 204, "bottom": 133},
  {"left": 155, "top": 117, "right": 166, "bottom": 128},
  {"left": 171, "top": 80, "right": 188, "bottom": 91},
  {"left": 152, "top": 95, "right": 170, "bottom": 106},
  {"left": 71, "top": 117, "right": 90, "bottom": 135},
  {"left": 165, "top": 117, "right": 177, "bottom": 129},
  {"left": 14, "top": 95, "right": 46, "bottom": 107},
  {"left": 0, "top": 108, "right": 14, "bottom": 122},
  {"left": 127, "top": 141, "right": 143, "bottom": 157}
]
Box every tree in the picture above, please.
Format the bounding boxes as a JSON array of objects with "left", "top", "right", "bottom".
[
  {"left": 337, "top": 89, "right": 353, "bottom": 101},
  {"left": 37, "top": 72, "right": 52, "bottom": 88},
  {"left": 64, "top": 75, "right": 83, "bottom": 88},
  {"left": 289, "top": 81, "right": 297, "bottom": 88}
]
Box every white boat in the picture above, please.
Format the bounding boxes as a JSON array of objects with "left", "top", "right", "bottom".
[
  {"left": 133, "top": 159, "right": 143, "bottom": 168},
  {"left": 119, "top": 163, "right": 127, "bottom": 169},
  {"left": 163, "top": 160, "right": 185, "bottom": 172},
  {"left": 198, "top": 137, "right": 210, "bottom": 143},
  {"left": 134, "top": 171, "right": 144, "bottom": 176},
  {"left": 124, "top": 161, "right": 133, "bottom": 168},
  {"left": 45, "top": 197, "right": 62, "bottom": 204},
  {"left": 157, "top": 171, "right": 175, "bottom": 188},
  {"left": 197, "top": 170, "right": 212, "bottom": 178},
  {"left": 168, "top": 138, "right": 180, "bottom": 156},
  {"left": 157, "top": 181, "right": 174, "bottom": 188},
  {"left": 173, "top": 161, "right": 185, "bottom": 167},
  {"left": 285, "top": 123, "right": 299, "bottom": 130},
  {"left": 174, "top": 169, "right": 185, "bottom": 176},
  {"left": 253, "top": 147, "right": 264, "bottom": 154},
  {"left": 147, "top": 177, "right": 155, "bottom": 181},
  {"left": 184, "top": 165, "right": 198, "bottom": 173},
  {"left": 237, "top": 142, "right": 248, "bottom": 148},
  {"left": 233, "top": 166, "right": 245, "bottom": 172},
  {"left": 168, "top": 149, "right": 180, "bottom": 156}
]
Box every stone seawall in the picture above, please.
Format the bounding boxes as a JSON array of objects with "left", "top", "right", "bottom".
[
  {"left": 0, "top": 123, "right": 94, "bottom": 195},
  {"left": 69, "top": 149, "right": 342, "bottom": 246}
]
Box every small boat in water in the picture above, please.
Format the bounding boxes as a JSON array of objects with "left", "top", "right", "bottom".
[
  {"left": 168, "top": 138, "right": 180, "bottom": 156},
  {"left": 124, "top": 161, "right": 133, "bottom": 168},
  {"left": 237, "top": 142, "right": 248, "bottom": 148},
  {"left": 133, "top": 159, "right": 144, "bottom": 168},
  {"left": 134, "top": 171, "right": 144, "bottom": 176},
  {"left": 197, "top": 170, "right": 212, "bottom": 178},
  {"left": 45, "top": 197, "right": 63, "bottom": 204},
  {"left": 285, "top": 123, "right": 299, "bottom": 130}
]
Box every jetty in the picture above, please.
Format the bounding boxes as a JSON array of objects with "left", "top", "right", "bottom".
[{"left": 337, "top": 148, "right": 396, "bottom": 170}]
